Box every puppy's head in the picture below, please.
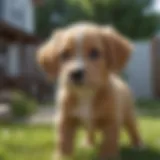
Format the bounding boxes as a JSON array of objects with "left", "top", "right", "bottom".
[{"left": 37, "top": 23, "right": 132, "bottom": 90}]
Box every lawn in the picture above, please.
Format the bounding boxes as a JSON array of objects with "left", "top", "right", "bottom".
[{"left": 0, "top": 100, "right": 160, "bottom": 160}]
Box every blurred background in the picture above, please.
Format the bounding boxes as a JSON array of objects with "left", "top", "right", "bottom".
[{"left": 0, "top": 0, "right": 160, "bottom": 160}]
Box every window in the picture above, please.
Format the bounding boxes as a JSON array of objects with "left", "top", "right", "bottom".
[
  {"left": 7, "top": 44, "right": 20, "bottom": 77},
  {"left": 0, "top": 41, "right": 7, "bottom": 74}
]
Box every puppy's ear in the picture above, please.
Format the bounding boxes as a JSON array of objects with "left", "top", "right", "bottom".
[
  {"left": 37, "top": 30, "right": 63, "bottom": 80},
  {"left": 101, "top": 27, "right": 133, "bottom": 72}
]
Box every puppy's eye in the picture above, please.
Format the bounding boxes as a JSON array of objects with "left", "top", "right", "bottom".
[
  {"left": 60, "top": 51, "right": 71, "bottom": 61},
  {"left": 89, "top": 49, "right": 100, "bottom": 60}
]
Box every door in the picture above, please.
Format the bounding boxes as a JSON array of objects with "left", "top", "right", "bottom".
[{"left": 152, "top": 37, "right": 160, "bottom": 98}]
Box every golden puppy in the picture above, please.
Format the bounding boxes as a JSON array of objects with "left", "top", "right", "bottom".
[{"left": 37, "top": 22, "right": 143, "bottom": 160}]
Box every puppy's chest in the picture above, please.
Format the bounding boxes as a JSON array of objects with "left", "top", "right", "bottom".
[{"left": 71, "top": 96, "right": 93, "bottom": 126}]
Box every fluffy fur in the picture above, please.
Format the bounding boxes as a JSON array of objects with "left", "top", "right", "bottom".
[{"left": 37, "top": 22, "right": 143, "bottom": 160}]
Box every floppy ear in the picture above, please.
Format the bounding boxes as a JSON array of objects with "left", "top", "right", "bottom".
[
  {"left": 36, "top": 30, "right": 62, "bottom": 80},
  {"left": 101, "top": 27, "right": 133, "bottom": 72}
]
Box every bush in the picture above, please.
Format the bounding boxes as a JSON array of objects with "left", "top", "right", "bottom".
[
  {"left": 11, "top": 91, "right": 38, "bottom": 118},
  {"left": 137, "top": 99, "right": 160, "bottom": 110}
]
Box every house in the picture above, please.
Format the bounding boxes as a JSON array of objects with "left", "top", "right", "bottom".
[
  {"left": 124, "top": 37, "right": 160, "bottom": 99},
  {"left": 0, "top": 0, "right": 53, "bottom": 102}
]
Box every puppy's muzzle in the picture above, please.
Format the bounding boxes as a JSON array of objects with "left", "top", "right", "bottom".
[{"left": 70, "top": 69, "right": 84, "bottom": 84}]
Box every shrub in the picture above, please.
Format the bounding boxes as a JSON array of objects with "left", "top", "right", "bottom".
[
  {"left": 137, "top": 99, "right": 160, "bottom": 110},
  {"left": 11, "top": 91, "right": 38, "bottom": 118}
]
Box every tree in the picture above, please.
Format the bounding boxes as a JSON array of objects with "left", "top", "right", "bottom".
[
  {"left": 35, "top": 0, "right": 159, "bottom": 39},
  {"left": 90, "top": 0, "right": 159, "bottom": 39},
  {"left": 35, "top": 0, "right": 68, "bottom": 38}
]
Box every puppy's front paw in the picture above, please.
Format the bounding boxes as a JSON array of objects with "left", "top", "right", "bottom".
[
  {"left": 52, "top": 151, "right": 61, "bottom": 160},
  {"left": 80, "top": 138, "right": 94, "bottom": 149},
  {"left": 52, "top": 152, "right": 72, "bottom": 160}
]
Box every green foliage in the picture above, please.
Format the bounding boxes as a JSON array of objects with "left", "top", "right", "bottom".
[
  {"left": 11, "top": 91, "right": 38, "bottom": 118},
  {"left": 35, "top": 0, "right": 68, "bottom": 37},
  {"left": 35, "top": 0, "right": 159, "bottom": 39},
  {"left": 137, "top": 99, "right": 160, "bottom": 110},
  {"left": 90, "top": 0, "right": 158, "bottom": 39}
]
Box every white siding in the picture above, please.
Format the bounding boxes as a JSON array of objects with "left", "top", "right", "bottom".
[
  {"left": 3, "top": 0, "right": 34, "bottom": 33},
  {"left": 125, "top": 41, "right": 153, "bottom": 98},
  {"left": 7, "top": 44, "right": 20, "bottom": 76}
]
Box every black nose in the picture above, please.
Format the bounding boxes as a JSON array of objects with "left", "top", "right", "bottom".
[{"left": 70, "top": 69, "right": 84, "bottom": 82}]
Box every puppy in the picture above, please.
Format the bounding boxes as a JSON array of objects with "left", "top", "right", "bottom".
[{"left": 37, "top": 22, "right": 143, "bottom": 160}]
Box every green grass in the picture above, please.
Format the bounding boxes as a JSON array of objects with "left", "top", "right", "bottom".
[
  {"left": 0, "top": 99, "right": 160, "bottom": 160},
  {"left": 0, "top": 125, "right": 53, "bottom": 160},
  {"left": 0, "top": 116, "right": 160, "bottom": 160}
]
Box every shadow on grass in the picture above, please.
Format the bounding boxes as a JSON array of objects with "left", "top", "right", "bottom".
[
  {"left": 74, "top": 146, "right": 160, "bottom": 160},
  {"left": 121, "top": 147, "right": 160, "bottom": 160}
]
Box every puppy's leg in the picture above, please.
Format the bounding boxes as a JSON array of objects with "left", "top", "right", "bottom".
[
  {"left": 86, "top": 130, "right": 95, "bottom": 146},
  {"left": 54, "top": 117, "right": 77, "bottom": 160},
  {"left": 124, "top": 108, "right": 143, "bottom": 149},
  {"left": 99, "top": 123, "right": 120, "bottom": 160},
  {"left": 81, "top": 129, "right": 95, "bottom": 148}
]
